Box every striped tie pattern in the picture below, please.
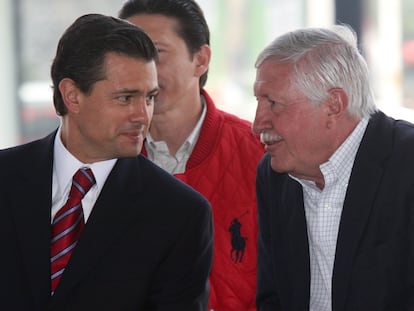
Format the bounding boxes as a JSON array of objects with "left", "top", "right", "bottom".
[{"left": 50, "top": 167, "right": 95, "bottom": 294}]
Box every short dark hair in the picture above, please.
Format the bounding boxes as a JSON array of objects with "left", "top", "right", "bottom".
[
  {"left": 118, "top": 0, "right": 210, "bottom": 88},
  {"left": 51, "top": 13, "right": 158, "bottom": 116}
]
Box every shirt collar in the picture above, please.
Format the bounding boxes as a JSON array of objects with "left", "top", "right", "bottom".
[
  {"left": 321, "top": 116, "right": 369, "bottom": 188},
  {"left": 146, "top": 94, "right": 207, "bottom": 153},
  {"left": 53, "top": 126, "right": 117, "bottom": 196}
]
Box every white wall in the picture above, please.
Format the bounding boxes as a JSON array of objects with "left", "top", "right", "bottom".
[{"left": 0, "top": 0, "right": 19, "bottom": 148}]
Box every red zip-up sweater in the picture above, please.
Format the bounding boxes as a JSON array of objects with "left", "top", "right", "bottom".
[{"left": 143, "top": 89, "right": 264, "bottom": 310}]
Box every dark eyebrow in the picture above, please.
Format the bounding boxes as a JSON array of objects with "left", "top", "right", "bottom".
[
  {"left": 149, "top": 87, "right": 160, "bottom": 95},
  {"left": 112, "top": 87, "right": 159, "bottom": 97},
  {"left": 111, "top": 89, "right": 139, "bottom": 96}
]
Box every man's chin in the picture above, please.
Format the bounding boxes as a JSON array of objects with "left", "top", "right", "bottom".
[
  {"left": 119, "top": 142, "right": 143, "bottom": 158},
  {"left": 270, "top": 158, "right": 287, "bottom": 174}
]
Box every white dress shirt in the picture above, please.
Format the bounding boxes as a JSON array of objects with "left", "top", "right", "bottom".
[
  {"left": 51, "top": 127, "right": 116, "bottom": 222},
  {"left": 145, "top": 96, "right": 207, "bottom": 174},
  {"left": 290, "top": 117, "right": 369, "bottom": 311}
]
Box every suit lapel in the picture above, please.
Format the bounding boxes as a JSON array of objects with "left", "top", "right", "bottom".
[
  {"left": 277, "top": 174, "right": 310, "bottom": 307},
  {"left": 12, "top": 133, "right": 55, "bottom": 308},
  {"left": 50, "top": 157, "right": 144, "bottom": 303},
  {"left": 286, "top": 179, "right": 310, "bottom": 306},
  {"left": 332, "top": 112, "right": 392, "bottom": 311}
]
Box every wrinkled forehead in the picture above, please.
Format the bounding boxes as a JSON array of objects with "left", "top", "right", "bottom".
[{"left": 254, "top": 61, "right": 294, "bottom": 90}]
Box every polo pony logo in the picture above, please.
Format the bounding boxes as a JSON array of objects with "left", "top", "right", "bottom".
[{"left": 229, "top": 211, "right": 248, "bottom": 263}]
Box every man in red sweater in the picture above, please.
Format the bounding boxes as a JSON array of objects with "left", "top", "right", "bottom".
[{"left": 119, "top": 1, "right": 264, "bottom": 310}]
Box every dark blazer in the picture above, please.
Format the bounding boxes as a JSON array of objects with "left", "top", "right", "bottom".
[
  {"left": 0, "top": 131, "right": 213, "bottom": 311},
  {"left": 256, "top": 111, "right": 414, "bottom": 311}
]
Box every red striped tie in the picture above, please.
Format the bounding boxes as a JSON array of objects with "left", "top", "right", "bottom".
[{"left": 50, "top": 167, "right": 95, "bottom": 294}]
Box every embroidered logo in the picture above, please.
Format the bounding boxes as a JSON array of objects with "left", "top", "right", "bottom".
[{"left": 229, "top": 214, "right": 248, "bottom": 263}]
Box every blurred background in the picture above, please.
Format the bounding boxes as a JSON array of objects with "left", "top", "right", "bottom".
[{"left": 1, "top": 0, "right": 413, "bottom": 148}]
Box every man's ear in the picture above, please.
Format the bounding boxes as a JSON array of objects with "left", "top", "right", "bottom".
[
  {"left": 326, "top": 88, "right": 348, "bottom": 118},
  {"left": 194, "top": 44, "right": 211, "bottom": 77},
  {"left": 58, "top": 78, "right": 81, "bottom": 113}
]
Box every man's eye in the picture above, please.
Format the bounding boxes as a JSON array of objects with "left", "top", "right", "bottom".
[
  {"left": 118, "top": 95, "right": 131, "bottom": 103},
  {"left": 146, "top": 95, "right": 156, "bottom": 105},
  {"left": 269, "top": 99, "right": 281, "bottom": 107}
]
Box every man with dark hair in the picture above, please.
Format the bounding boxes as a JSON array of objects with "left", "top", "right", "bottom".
[
  {"left": 0, "top": 13, "right": 213, "bottom": 310},
  {"left": 119, "top": 1, "right": 264, "bottom": 310}
]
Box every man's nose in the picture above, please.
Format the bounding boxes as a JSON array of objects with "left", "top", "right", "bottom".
[
  {"left": 130, "top": 99, "right": 150, "bottom": 123},
  {"left": 252, "top": 102, "right": 269, "bottom": 135}
]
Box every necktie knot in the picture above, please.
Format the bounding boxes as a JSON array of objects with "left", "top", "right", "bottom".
[{"left": 70, "top": 167, "right": 96, "bottom": 200}]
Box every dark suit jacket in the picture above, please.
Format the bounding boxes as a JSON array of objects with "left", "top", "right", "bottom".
[
  {"left": 256, "top": 111, "right": 414, "bottom": 311},
  {"left": 0, "top": 131, "right": 213, "bottom": 311}
]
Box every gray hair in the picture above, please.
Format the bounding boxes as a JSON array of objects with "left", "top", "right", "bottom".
[{"left": 255, "top": 25, "right": 377, "bottom": 119}]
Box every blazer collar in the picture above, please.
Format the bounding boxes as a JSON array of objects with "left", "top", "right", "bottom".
[
  {"left": 268, "top": 165, "right": 310, "bottom": 309},
  {"left": 283, "top": 176, "right": 311, "bottom": 308},
  {"left": 332, "top": 111, "right": 393, "bottom": 311}
]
